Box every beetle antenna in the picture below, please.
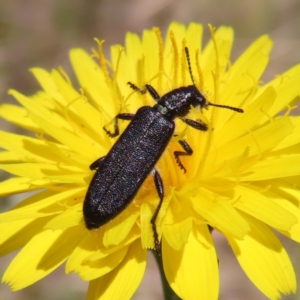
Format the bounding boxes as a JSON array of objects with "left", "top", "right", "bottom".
[
  {"left": 185, "top": 47, "right": 244, "bottom": 114},
  {"left": 208, "top": 102, "right": 244, "bottom": 113},
  {"left": 184, "top": 47, "right": 195, "bottom": 86}
]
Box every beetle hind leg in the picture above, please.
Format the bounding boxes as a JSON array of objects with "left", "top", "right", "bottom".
[
  {"left": 151, "top": 168, "right": 164, "bottom": 255},
  {"left": 89, "top": 156, "right": 106, "bottom": 170}
]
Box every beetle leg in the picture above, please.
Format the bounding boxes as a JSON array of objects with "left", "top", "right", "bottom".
[
  {"left": 89, "top": 156, "right": 106, "bottom": 170},
  {"left": 151, "top": 168, "right": 164, "bottom": 255},
  {"left": 180, "top": 117, "right": 208, "bottom": 131},
  {"left": 127, "top": 82, "right": 147, "bottom": 94},
  {"left": 127, "top": 81, "right": 161, "bottom": 101},
  {"left": 103, "top": 113, "right": 135, "bottom": 138},
  {"left": 145, "top": 84, "right": 160, "bottom": 101},
  {"left": 174, "top": 140, "right": 193, "bottom": 173}
]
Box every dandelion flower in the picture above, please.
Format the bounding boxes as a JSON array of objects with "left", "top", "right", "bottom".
[{"left": 1, "top": 22, "right": 300, "bottom": 300}]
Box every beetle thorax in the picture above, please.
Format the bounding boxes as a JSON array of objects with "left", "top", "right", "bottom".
[{"left": 157, "top": 86, "right": 206, "bottom": 118}]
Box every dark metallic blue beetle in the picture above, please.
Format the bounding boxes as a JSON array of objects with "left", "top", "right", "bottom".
[{"left": 83, "top": 47, "right": 243, "bottom": 254}]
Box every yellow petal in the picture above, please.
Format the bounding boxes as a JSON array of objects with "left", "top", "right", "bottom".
[
  {"left": 0, "top": 217, "right": 51, "bottom": 256},
  {"left": 241, "top": 155, "right": 300, "bottom": 180},
  {"left": 191, "top": 188, "right": 250, "bottom": 239},
  {"left": 44, "top": 202, "right": 83, "bottom": 230},
  {"left": 254, "top": 179, "right": 300, "bottom": 242},
  {"left": 165, "top": 22, "right": 188, "bottom": 54},
  {"left": 103, "top": 209, "right": 139, "bottom": 247},
  {"left": 260, "top": 66, "right": 300, "bottom": 117},
  {"left": 2, "top": 227, "right": 86, "bottom": 290},
  {"left": 227, "top": 213, "right": 296, "bottom": 299},
  {"left": 163, "top": 217, "right": 193, "bottom": 251},
  {"left": 66, "top": 227, "right": 139, "bottom": 278},
  {"left": 66, "top": 230, "right": 105, "bottom": 276},
  {"left": 163, "top": 224, "right": 219, "bottom": 300},
  {"left": 221, "top": 35, "right": 273, "bottom": 110},
  {"left": 274, "top": 116, "right": 300, "bottom": 151},
  {"left": 0, "top": 104, "right": 39, "bottom": 131},
  {"left": 29, "top": 68, "right": 67, "bottom": 107},
  {"left": 86, "top": 239, "right": 146, "bottom": 300},
  {"left": 0, "top": 187, "right": 84, "bottom": 222},
  {"left": 141, "top": 28, "right": 160, "bottom": 86},
  {"left": 0, "top": 151, "right": 24, "bottom": 163},
  {"left": 125, "top": 32, "right": 142, "bottom": 64},
  {"left": 214, "top": 86, "right": 276, "bottom": 147},
  {"left": 0, "top": 177, "right": 52, "bottom": 196},
  {"left": 68, "top": 231, "right": 129, "bottom": 281},
  {"left": 201, "top": 26, "right": 234, "bottom": 94},
  {"left": 81, "top": 248, "right": 128, "bottom": 281},
  {"left": 0, "top": 130, "right": 61, "bottom": 164},
  {"left": 9, "top": 90, "right": 102, "bottom": 161},
  {"left": 140, "top": 202, "right": 156, "bottom": 249},
  {"left": 9, "top": 89, "right": 72, "bottom": 131},
  {"left": 234, "top": 185, "right": 297, "bottom": 231},
  {"left": 185, "top": 22, "right": 204, "bottom": 56},
  {"left": 70, "top": 48, "right": 115, "bottom": 116},
  {"left": 0, "top": 162, "right": 85, "bottom": 183},
  {"left": 216, "top": 116, "right": 294, "bottom": 165},
  {"left": 50, "top": 69, "right": 108, "bottom": 144}
]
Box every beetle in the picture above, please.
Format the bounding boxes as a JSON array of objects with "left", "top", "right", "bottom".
[{"left": 83, "top": 47, "right": 243, "bottom": 254}]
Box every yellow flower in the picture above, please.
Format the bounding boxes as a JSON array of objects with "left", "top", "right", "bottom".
[{"left": 1, "top": 22, "right": 300, "bottom": 299}]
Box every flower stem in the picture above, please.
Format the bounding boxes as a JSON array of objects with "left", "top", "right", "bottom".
[{"left": 152, "top": 251, "right": 182, "bottom": 300}]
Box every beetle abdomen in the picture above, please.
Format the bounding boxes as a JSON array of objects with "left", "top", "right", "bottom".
[{"left": 83, "top": 106, "right": 174, "bottom": 229}]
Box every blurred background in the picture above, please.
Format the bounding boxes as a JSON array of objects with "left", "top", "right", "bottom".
[{"left": 0, "top": 0, "right": 300, "bottom": 299}]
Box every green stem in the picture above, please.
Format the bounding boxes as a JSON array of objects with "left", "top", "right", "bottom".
[{"left": 152, "top": 251, "right": 182, "bottom": 300}]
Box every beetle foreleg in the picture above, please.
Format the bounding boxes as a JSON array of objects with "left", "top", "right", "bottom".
[
  {"left": 127, "top": 82, "right": 147, "bottom": 94},
  {"left": 145, "top": 84, "right": 160, "bottom": 101},
  {"left": 103, "top": 113, "right": 135, "bottom": 138},
  {"left": 151, "top": 168, "right": 164, "bottom": 255},
  {"left": 174, "top": 140, "right": 193, "bottom": 173},
  {"left": 127, "top": 82, "right": 161, "bottom": 102}
]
